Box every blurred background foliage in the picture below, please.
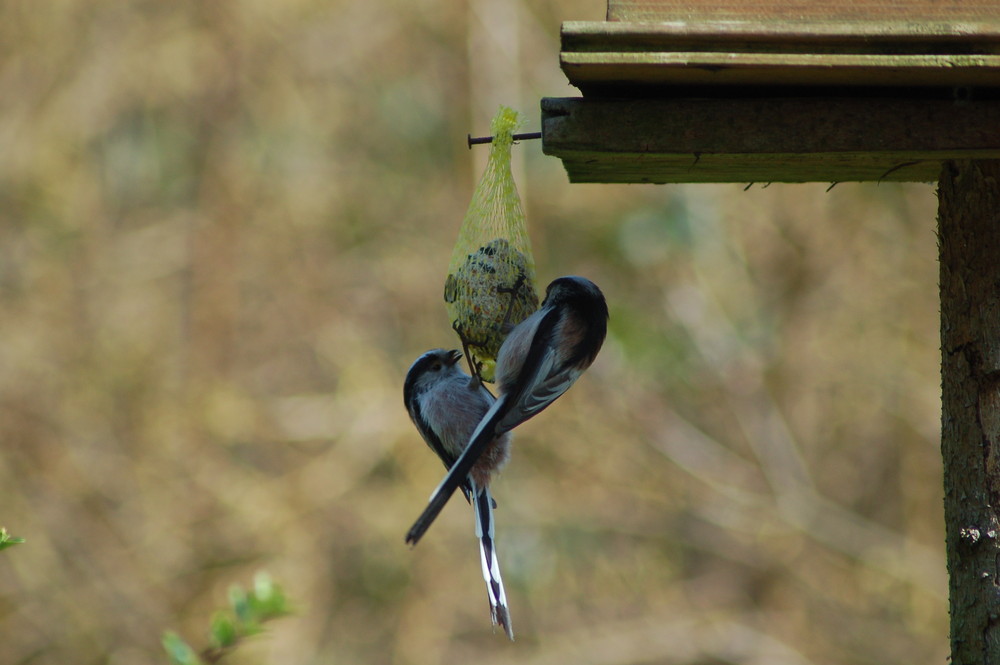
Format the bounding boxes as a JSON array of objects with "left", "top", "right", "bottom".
[{"left": 0, "top": 0, "right": 945, "bottom": 664}]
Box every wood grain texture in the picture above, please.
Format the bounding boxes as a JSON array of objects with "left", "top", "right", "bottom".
[
  {"left": 563, "top": 52, "right": 1000, "bottom": 90},
  {"left": 608, "top": 0, "right": 1000, "bottom": 23},
  {"left": 565, "top": 20, "right": 1000, "bottom": 52},
  {"left": 938, "top": 160, "right": 1000, "bottom": 665},
  {"left": 541, "top": 96, "right": 1000, "bottom": 183},
  {"left": 561, "top": 21, "right": 1000, "bottom": 91}
]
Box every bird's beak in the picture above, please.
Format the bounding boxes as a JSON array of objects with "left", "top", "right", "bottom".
[{"left": 447, "top": 349, "right": 463, "bottom": 366}]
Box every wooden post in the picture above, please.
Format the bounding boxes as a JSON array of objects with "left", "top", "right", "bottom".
[{"left": 939, "top": 160, "right": 1000, "bottom": 663}]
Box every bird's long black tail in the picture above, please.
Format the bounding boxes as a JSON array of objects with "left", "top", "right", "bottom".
[
  {"left": 405, "top": 395, "right": 506, "bottom": 545},
  {"left": 473, "top": 483, "right": 513, "bottom": 640}
]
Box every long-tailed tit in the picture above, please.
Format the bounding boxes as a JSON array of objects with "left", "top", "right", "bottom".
[
  {"left": 406, "top": 276, "right": 609, "bottom": 547},
  {"left": 403, "top": 348, "right": 515, "bottom": 639}
]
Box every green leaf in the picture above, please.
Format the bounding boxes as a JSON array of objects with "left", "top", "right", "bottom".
[
  {"left": 253, "top": 571, "right": 274, "bottom": 602},
  {"left": 209, "top": 612, "right": 237, "bottom": 649},
  {"left": 249, "top": 572, "right": 289, "bottom": 618},
  {"left": 228, "top": 585, "right": 255, "bottom": 629},
  {"left": 161, "top": 631, "right": 203, "bottom": 665},
  {"left": 0, "top": 527, "right": 25, "bottom": 552}
]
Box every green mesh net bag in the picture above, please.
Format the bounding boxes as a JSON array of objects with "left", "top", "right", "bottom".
[{"left": 444, "top": 106, "right": 539, "bottom": 382}]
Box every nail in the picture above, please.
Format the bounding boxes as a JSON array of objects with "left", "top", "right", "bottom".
[{"left": 467, "top": 132, "right": 542, "bottom": 149}]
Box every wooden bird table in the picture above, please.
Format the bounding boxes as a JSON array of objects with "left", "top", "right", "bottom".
[{"left": 539, "top": 2, "right": 1000, "bottom": 662}]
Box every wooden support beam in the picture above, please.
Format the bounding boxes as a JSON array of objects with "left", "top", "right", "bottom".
[
  {"left": 542, "top": 96, "right": 1000, "bottom": 183},
  {"left": 939, "top": 160, "right": 1000, "bottom": 664}
]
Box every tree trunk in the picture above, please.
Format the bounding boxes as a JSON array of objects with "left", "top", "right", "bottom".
[{"left": 939, "top": 160, "right": 1000, "bottom": 664}]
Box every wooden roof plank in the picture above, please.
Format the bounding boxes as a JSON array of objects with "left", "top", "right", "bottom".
[
  {"left": 607, "top": 0, "right": 1000, "bottom": 24},
  {"left": 564, "top": 20, "right": 1000, "bottom": 52},
  {"left": 561, "top": 21, "right": 1000, "bottom": 90},
  {"left": 563, "top": 52, "right": 1000, "bottom": 89}
]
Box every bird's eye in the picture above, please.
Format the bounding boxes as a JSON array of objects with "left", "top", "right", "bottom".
[{"left": 430, "top": 362, "right": 441, "bottom": 371}]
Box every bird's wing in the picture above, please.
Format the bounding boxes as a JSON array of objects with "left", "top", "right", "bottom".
[
  {"left": 494, "top": 307, "right": 580, "bottom": 434},
  {"left": 406, "top": 393, "right": 507, "bottom": 545},
  {"left": 495, "top": 348, "right": 578, "bottom": 433}
]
